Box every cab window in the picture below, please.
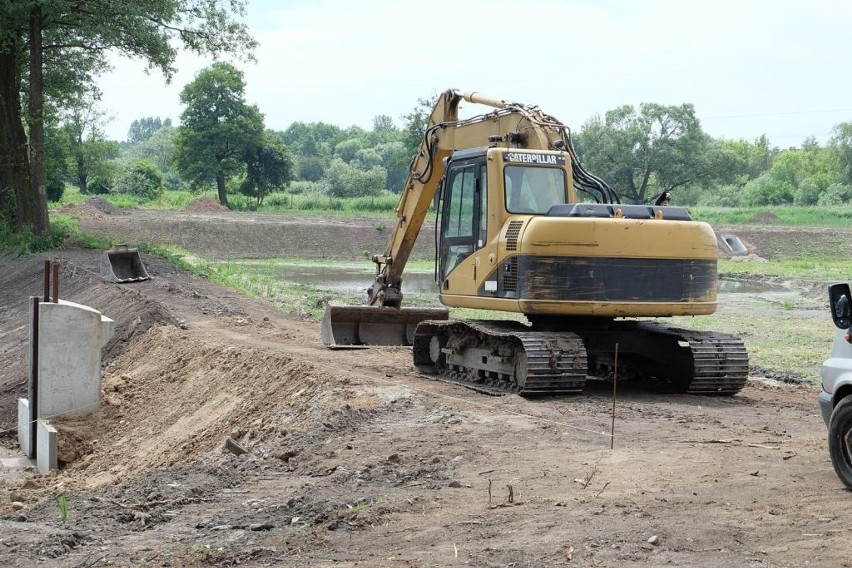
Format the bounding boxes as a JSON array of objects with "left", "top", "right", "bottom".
[{"left": 505, "top": 166, "right": 567, "bottom": 214}]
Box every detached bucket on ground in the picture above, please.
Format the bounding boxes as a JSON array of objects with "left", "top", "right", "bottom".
[
  {"left": 321, "top": 304, "right": 449, "bottom": 348},
  {"left": 100, "top": 244, "right": 151, "bottom": 283}
]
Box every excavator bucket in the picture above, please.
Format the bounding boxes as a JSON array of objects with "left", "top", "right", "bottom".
[
  {"left": 321, "top": 304, "right": 449, "bottom": 348},
  {"left": 100, "top": 244, "right": 151, "bottom": 283}
]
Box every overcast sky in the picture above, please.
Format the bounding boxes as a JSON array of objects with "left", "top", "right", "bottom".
[{"left": 98, "top": 0, "right": 852, "bottom": 147}]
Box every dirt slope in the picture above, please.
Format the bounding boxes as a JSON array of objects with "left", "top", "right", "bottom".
[{"left": 0, "top": 212, "right": 849, "bottom": 566}]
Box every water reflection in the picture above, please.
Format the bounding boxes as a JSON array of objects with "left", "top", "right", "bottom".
[
  {"left": 248, "top": 263, "right": 439, "bottom": 294},
  {"left": 717, "top": 279, "right": 789, "bottom": 294}
]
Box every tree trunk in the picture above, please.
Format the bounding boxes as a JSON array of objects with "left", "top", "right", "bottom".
[
  {"left": 215, "top": 170, "right": 229, "bottom": 208},
  {"left": 26, "top": 5, "right": 49, "bottom": 234},
  {"left": 0, "top": 42, "right": 31, "bottom": 230},
  {"left": 75, "top": 140, "right": 87, "bottom": 193}
]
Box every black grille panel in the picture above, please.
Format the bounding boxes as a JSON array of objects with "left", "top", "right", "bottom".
[
  {"left": 504, "top": 221, "right": 524, "bottom": 252},
  {"left": 515, "top": 256, "right": 716, "bottom": 302}
]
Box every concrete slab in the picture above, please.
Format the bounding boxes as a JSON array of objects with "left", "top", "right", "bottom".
[
  {"left": 0, "top": 457, "right": 35, "bottom": 470},
  {"left": 37, "top": 300, "right": 114, "bottom": 419},
  {"left": 17, "top": 399, "right": 31, "bottom": 458},
  {"left": 36, "top": 420, "right": 57, "bottom": 475}
]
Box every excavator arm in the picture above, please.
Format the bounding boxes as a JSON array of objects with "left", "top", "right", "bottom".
[
  {"left": 322, "top": 88, "right": 618, "bottom": 347},
  {"left": 366, "top": 89, "right": 615, "bottom": 309}
]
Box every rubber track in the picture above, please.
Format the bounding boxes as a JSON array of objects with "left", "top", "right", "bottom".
[
  {"left": 632, "top": 321, "right": 749, "bottom": 395},
  {"left": 412, "top": 320, "right": 588, "bottom": 396}
]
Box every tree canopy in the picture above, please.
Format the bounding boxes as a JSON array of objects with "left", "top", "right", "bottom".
[
  {"left": 174, "top": 62, "right": 265, "bottom": 208},
  {"left": 127, "top": 116, "right": 172, "bottom": 144},
  {"left": 576, "top": 103, "right": 716, "bottom": 204},
  {"left": 240, "top": 132, "right": 294, "bottom": 206},
  {"left": 0, "top": 0, "right": 255, "bottom": 234}
]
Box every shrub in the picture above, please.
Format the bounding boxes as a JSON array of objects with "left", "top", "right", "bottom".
[
  {"left": 263, "top": 193, "right": 292, "bottom": 208},
  {"left": 87, "top": 172, "right": 113, "bottom": 194},
  {"left": 347, "top": 191, "right": 398, "bottom": 212},
  {"left": 114, "top": 160, "right": 163, "bottom": 199},
  {"left": 742, "top": 174, "right": 794, "bottom": 206},
  {"left": 324, "top": 158, "right": 387, "bottom": 198},
  {"left": 697, "top": 184, "right": 745, "bottom": 207},
  {"left": 288, "top": 180, "right": 327, "bottom": 195},
  {"left": 46, "top": 181, "right": 65, "bottom": 202},
  {"left": 818, "top": 183, "right": 852, "bottom": 205},
  {"left": 794, "top": 178, "right": 821, "bottom": 206}
]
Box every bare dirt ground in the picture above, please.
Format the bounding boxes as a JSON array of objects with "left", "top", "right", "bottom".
[{"left": 0, "top": 204, "right": 850, "bottom": 567}]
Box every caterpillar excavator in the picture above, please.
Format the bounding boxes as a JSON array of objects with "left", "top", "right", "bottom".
[{"left": 321, "top": 89, "right": 748, "bottom": 396}]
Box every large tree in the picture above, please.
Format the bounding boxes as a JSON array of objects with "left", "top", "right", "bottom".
[
  {"left": 577, "top": 103, "right": 717, "bottom": 204},
  {"left": 240, "top": 132, "right": 293, "bottom": 206},
  {"left": 173, "top": 62, "right": 264, "bottom": 208},
  {"left": 0, "top": 0, "right": 255, "bottom": 235},
  {"left": 61, "top": 92, "right": 114, "bottom": 193}
]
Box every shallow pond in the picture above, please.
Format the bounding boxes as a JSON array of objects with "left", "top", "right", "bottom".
[{"left": 241, "top": 262, "right": 796, "bottom": 298}]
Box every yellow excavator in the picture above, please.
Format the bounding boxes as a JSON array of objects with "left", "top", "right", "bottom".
[{"left": 322, "top": 89, "right": 748, "bottom": 396}]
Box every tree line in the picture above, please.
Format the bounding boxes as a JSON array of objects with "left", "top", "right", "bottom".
[
  {"left": 3, "top": 1, "right": 852, "bottom": 240},
  {"left": 575, "top": 104, "right": 852, "bottom": 207},
  {"left": 68, "top": 86, "right": 852, "bottom": 213}
]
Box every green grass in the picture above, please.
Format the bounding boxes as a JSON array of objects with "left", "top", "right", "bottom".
[
  {"left": 692, "top": 205, "right": 852, "bottom": 227},
  {"left": 215, "top": 257, "right": 435, "bottom": 271},
  {"left": 52, "top": 185, "right": 201, "bottom": 211},
  {"left": 48, "top": 188, "right": 852, "bottom": 225},
  {"left": 719, "top": 258, "right": 852, "bottom": 284},
  {"left": 670, "top": 311, "right": 833, "bottom": 382},
  {"left": 51, "top": 185, "right": 403, "bottom": 217},
  {"left": 0, "top": 222, "right": 66, "bottom": 254}
]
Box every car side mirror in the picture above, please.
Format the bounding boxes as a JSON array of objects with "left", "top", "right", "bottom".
[{"left": 829, "top": 283, "right": 852, "bottom": 329}]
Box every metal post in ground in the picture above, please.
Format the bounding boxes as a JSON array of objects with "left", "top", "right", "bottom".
[
  {"left": 610, "top": 343, "right": 619, "bottom": 450},
  {"left": 28, "top": 296, "right": 39, "bottom": 458}
]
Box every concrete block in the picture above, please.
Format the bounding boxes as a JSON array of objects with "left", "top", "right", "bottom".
[
  {"left": 37, "top": 300, "right": 114, "bottom": 419},
  {"left": 36, "top": 420, "right": 57, "bottom": 475},
  {"left": 17, "top": 399, "right": 31, "bottom": 458}
]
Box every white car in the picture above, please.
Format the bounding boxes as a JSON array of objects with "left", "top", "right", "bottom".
[{"left": 821, "top": 283, "right": 852, "bottom": 489}]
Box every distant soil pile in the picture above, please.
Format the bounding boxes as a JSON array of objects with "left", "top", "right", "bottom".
[
  {"left": 85, "top": 196, "right": 124, "bottom": 215},
  {"left": 749, "top": 211, "right": 780, "bottom": 223},
  {"left": 183, "top": 196, "right": 230, "bottom": 214},
  {"left": 56, "top": 197, "right": 126, "bottom": 219}
]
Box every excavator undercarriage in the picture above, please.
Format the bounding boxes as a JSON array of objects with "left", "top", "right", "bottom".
[{"left": 412, "top": 319, "right": 748, "bottom": 397}]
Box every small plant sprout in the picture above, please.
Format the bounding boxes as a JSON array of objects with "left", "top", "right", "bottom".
[{"left": 53, "top": 493, "right": 69, "bottom": 524}]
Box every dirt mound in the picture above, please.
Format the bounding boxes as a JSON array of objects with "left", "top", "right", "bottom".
[
  {"left": 0, "top": 252, "right": 179, "bottom": 431},
  {"left": 53, "top": 324, "right": 355, "bottom": 487},
  {"left": 84, "top": 196, "right": 124, "bottom": 216},
  {"left": 55, "top": 202, "right": 105, "bottom": 219},
  {"left": 748, "top": 210, "right": 780, "bottom": 223},
  {"left": 55, "top": 197, "right": 126, "bottom": 219},
  {"left": 183, "top": 196, "right": 230, "bottom": 214}
]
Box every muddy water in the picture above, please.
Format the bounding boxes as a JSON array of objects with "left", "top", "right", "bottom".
[{"left": 241, "top": 262, "right": 440, "bottom": 294}]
